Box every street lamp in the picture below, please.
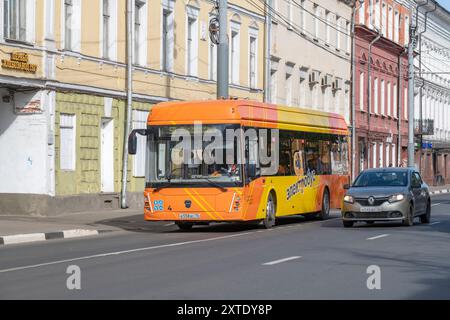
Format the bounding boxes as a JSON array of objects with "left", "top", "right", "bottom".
[{"left": 351, "top": 0, "right": 364, "bottom": 181}]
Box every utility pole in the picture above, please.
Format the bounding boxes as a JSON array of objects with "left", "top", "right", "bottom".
[
  {"left": 121, "top": 0, "right": 133, "bottom": 208},
  {"left": 264, "top": 0, "right": 272, "bottom": 103},
  {"left": 407, "top": 19, "right": 416, "bottom": 168},
  {"left": 217, "top": 0, "right": 229, "bottom": 99}
]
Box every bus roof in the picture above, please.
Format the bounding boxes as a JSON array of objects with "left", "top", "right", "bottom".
[{"left": 148, "top": 100, "right": 349, "bottom": 135}]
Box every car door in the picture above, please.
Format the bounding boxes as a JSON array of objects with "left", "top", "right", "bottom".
[{"left": 411, "top": 172, "right": 425, "bottom": 214}]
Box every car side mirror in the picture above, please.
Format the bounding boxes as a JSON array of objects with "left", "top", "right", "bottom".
[
  {"left": 128, "top": 129, "right": 148, "bottom": 155},
  {"left": 343, "top": 184, "right": 350, "bottom": 190}
]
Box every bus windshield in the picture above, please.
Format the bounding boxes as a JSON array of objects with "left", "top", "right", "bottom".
[{"left": 148, "top": 124, "right": 243, "bottom": 187}]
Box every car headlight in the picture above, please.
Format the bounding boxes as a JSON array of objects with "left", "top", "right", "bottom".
[
  {"left": 344, "top": 195, "right": 354, "bottom": 204},
  {"left": 388, "top": 194, "right": 405, "bottom": 203}
]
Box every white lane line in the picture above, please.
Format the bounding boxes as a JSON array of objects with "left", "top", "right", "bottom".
[
  {"left": 367, "top": 234, "right": 390, "bottom": 241},
  {"left": 430, "top": 222, "right": 441, "bottom": 225},
  {"left": 0, "top": 232, "right": 253, "bottom": 274},
  {"left": 262, "top": 256, "right": 302, "bottom": 266},
  {"left": 431, "top": 203, "right": 441, "bottom": 207}
]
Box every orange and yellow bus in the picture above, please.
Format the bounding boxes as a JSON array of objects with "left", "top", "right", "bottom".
[{"left": 129, "top": 100, "right": 350, "bottom": 230}]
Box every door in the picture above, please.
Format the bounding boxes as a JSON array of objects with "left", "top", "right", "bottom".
[
  {"left": 411, "top": 171, "right": 425, "bottom": 214},
  {"left": 101, "top": 118, "right": 114, "bottom": 192}
]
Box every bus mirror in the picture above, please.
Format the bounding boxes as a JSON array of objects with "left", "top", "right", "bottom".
[{"left": 128, "top": 129, "right": 148, "bottom": 155}]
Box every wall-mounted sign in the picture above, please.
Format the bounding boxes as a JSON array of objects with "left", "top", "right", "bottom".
[{"left": 1, "top": 52, "right": 37, "bottom": 73}]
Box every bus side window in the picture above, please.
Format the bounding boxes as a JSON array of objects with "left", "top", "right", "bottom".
[
  {"left": 277, "top": 133, "right": 293, "bottom": 176},
  {"left": 292, "top": 139, "right": 305, "bottom": 177}
]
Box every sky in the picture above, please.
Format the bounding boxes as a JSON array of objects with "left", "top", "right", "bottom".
[{"left": 437, "top": 0, "right": 450, "bottom": 12}]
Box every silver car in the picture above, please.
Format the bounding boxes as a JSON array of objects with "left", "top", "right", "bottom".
[{"left": 341, "top": 168, "right": 431, "bottom": 228}]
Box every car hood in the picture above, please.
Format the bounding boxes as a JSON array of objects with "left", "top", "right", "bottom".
[{"left": 347, "top": 186, "right": 408, "bottom": 198}]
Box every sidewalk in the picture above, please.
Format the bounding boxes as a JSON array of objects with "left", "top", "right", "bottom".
[
  {"left": 429, "top": 184, "right": 450, "bottom": 195},
  {"left": 0, "top": 208, "right": 143, "bottom": 246}
]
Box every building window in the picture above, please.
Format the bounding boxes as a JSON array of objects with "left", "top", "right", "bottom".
[
  {"left": 335, "top": 16, "right": 341, "bottom": 50},
  {"left": 369, "top": 0, "right": 374, "bottom": 29},
  {"left": 209, "top": 40, "right": 217, "bottom": 81},
  {"left": 64, "top": 0, "right": 73, "bottom": 50},
  {"left": 404, "top": 16, "right": 409, "bottom": 46},
  {"left": 392, "top": 144, "right": 396, "bottom": 166},
  {"left": 270, "top": 68, "right": 277, "bottom": 103},
  {"left": 381, "top": 2, "right": 387, "bottom": 36},
  {"left": 314, "top": 4, "right": 319, "bottom": 39},
  {"left": 101, "top": 0, "right": 116, "bottom": 60},
  {"left": 379, "top": 142, "right": 383, "bottom": 168},
  {"left": 60, "top": 114, "right": 76, "bottom": 171},
  {"left": 186, "top": 13, "right": 198, "bottom": 77},
  {"left": 134, "top": 0, "right": 147, "bottom": 66},
  {"left": 230, "top": 22, "right": 240, "bottom": 85},
  {"left": 381, "top": 79, "right": 385, "bottom": 115},
  {"left": 359, "top": 0, "right": 365, "bottom": 24},
  {"left": 325, "top": 11, "right": 331, "bottom": 44},
  {"left": 360, "top": 72, "right": 365, "bottom": 111},
  {"left": 346, "top": 21, "right": 350, "bottom": 53},
  {"left": 3, "top": 0, "right": 26, "bottom": 41},
  {"left": 386, "top": 143, "right": 390, "bottom": 167},
  {"left": 404, "top": 87, "right": 408, "bottom": 120},
  {"left": 387, "top": 82, "right": 391, "bottom": 116},
  {"left": 393, "top": 83, "right": 397, "bottom": 118},
  {"left": 285, "top": 73, "right": 292, "bottom": 106},
  {"left": 132, "top": 110, "right": 148, "bottom": 177},
  {"left": 300, "top": 0, "right": 305, "bottom": 32},
  {"left": 162, "top": 4, "right": 174, "bottom": 72},
  {"left": 394, "top": 11, "right": 399, "bottom": 43},
  {"left": 374, "top": 0, "right": 380, "bottom": 30},
  {"left": 249, "top": 34, "right": 257, "bottom": 88},
  {"left": 374, "top": 77, "right": 378, "bottom": 114},
  {"left": 287, "top": 0, "right": 293, "bottom": 28},
  {"left": 372, "top": 142, "right": 377, "bottom": 168},
  {"left": 388, "top": 6, "right": 393, "bottom": 40}
]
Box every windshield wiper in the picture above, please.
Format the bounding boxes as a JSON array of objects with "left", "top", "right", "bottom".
[{"left": 204, "top": 178, "right": 227, "bottom": 192}]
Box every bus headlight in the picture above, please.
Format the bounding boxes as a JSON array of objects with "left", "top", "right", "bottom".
[
  {"left": 344, "top": 195, "right": 354, "bottom": 204},
  {"left": 388, "top": 194, "right": 405, "bottom": 203}
]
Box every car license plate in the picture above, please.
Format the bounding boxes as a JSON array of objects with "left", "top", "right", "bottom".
[
  {"left": 179, "top": 213, "right": 200, "bottom": 219},
  {"left": 360, "top": 207, "right": 379, "bottom": 213}
]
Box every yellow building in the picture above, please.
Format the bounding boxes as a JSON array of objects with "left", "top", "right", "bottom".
[{"left": 0, "top": 0, "right": 265, "bottom": 215}]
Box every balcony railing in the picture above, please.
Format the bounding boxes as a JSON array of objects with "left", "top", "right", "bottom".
[{"left": 414, "top": 119, "right": 434, "bottom": 136}]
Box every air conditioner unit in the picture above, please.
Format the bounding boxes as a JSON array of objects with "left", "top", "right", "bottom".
[
  {"left": 309, "top": 71, "right": 320, "bottom": 84},
  {"left": 322, "top": 74, "right": 333, "bottom": 87},
  {"left": 332, "top": 78, "right": 343, "bottom": 91}
]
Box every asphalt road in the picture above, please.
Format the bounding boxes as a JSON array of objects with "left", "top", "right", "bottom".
[{"left": 1, "top": 193, "right": 450, "bottom": 300}]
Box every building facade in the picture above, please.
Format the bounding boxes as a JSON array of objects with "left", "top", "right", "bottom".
[
  {"left": 354, "top": 0, "right": 411, "bottom": 174},
  {"left": 409, "top": 0, "right": 450, "bottom": 186},
  {"left": 0, "top": 0, "right": 266, "bottom": 215},
  {"left": 269, "top": 0, "right": 353, "bottom": 124}
]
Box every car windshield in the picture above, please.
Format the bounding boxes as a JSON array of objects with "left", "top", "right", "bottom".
[{"left": 353, "top": 171, "right": 408, "bottom": 187}]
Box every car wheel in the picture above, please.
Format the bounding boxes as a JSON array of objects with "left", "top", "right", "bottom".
[
  {"left": 420, "top": 201, "right": 431, "bottom": 224},
  {"left": 343, "top": 221, "right": 354, "bottom": 228},
  {"left": 402, "top": 206, "right": 414, "bottom": 227},
  {"left": 318, "top": 189, "right": 330, "bottom": 220},
  {"left": 263, "top": 192, "right": 276, "bottom": 229},
  {"left": 175, "top": 222, "right": 194, "bottom": 231}
]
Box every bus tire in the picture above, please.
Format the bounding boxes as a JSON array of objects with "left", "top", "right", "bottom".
[
  {"left": 318, "top": 188, "right": 330, "bottom": 220},
  {"left": 263, "top": 192, "right": 276, "bottom": 229},
  {"left": 175, "top": 222, "right": 194, "bottom": 231}
]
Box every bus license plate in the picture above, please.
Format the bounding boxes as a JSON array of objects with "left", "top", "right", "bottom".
[
  {"left": 360, "top": 207, "right": 379, "bottom": 213},
  {"left": 179, "top": 214, "right": 200, "bottom": 219}
]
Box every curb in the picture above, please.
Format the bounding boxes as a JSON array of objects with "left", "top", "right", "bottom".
[
  {"left": 430, "top": 188, "right": 450, "bottom": 196},
  {"left": 0, "top": 229, "right": 113, "bottom": 246}
]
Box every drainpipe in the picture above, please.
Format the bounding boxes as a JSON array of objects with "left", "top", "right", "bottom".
[
  {"left": 398, "top": 48, "right": 407, "bottom": 167},
  {"left": 366, "top": 28, "right": 381, "bottom": 168},
  {"left": 121, "top": 0, "right": 134, "bottom": 209},
  {"left": 264, "top": 0, "right": 272, "bottom": 103},
  {"left": 417, "top": 1, "right": 437, "bottom": 172}
]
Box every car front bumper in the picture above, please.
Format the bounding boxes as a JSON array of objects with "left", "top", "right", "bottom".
[{"left": 341, "top": 199, "right": 410, "bottom": 222}]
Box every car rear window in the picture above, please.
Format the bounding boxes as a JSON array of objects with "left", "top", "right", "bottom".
[{"left": 353, "top": 171, "right": 408, "bottom": 187}]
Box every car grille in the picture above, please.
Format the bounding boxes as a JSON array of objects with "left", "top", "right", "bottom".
[
  {"left": 345, "top": 211, "right": 403, "bottom": 219},
  {"left": 355, "top": 197, "right": 389, "bottom": 206}
]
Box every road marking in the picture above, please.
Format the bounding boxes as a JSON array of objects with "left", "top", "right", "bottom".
[
  {"left": 262, "top": 256, "right": 302, "bottom": 266},
  {"left": 431, "top": 203, "right": 441, "bottom": 207},
  {"left": 367, "top": 234, "right": 390, "bottom": 241},
  {"left": 0, "top": 232, "right": 254, "bottom": 274},
  {"left": 430, "top": 222, "right": 441, "bottom": 225}
]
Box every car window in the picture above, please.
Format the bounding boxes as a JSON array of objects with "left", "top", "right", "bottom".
[
  {"left": 412, "top": 172, "right": 422, "bottom": 186},
  {"left": 353, "top": 171, "right": 408, "bottom": 187}
]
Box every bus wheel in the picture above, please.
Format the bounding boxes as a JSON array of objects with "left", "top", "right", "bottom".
[
  {"left": 318, "top": 189, "right": 330, "bottom": 220},
  {"left": 175, "top": 222, "right": 193, "bottom": 231},
  {"left": 263, "top": 193, "right": 276, "bottom": 229}
]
